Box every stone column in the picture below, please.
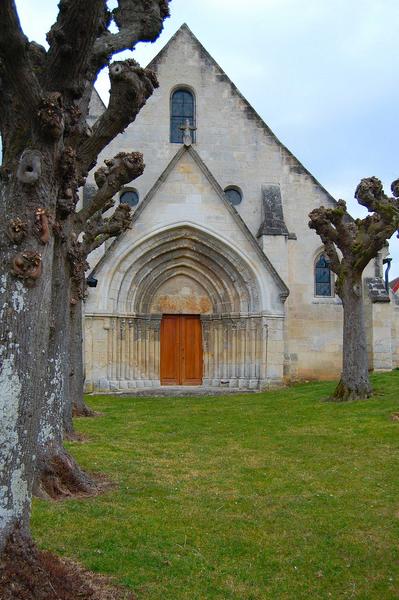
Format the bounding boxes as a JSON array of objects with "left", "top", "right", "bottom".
[
  {"left": 201, "top": 316, "right": 212, "bottom": 386},
  {"left": 229, "top": 317, "right": 239, "bottom": 388},
  {"left": 259, "top": 317, "right": 268, "bottom": 386},
  {"left": 149, "top": 315, "right": 162, "bottom": 386}
]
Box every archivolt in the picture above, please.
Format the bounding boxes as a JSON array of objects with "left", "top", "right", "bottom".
[{"left": 113, "top": 226, "right": 261, "bottom": 314}]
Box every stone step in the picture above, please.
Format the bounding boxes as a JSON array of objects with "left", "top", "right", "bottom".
[{"left": 89, "top": 386, "right": 260, "bottom": 398}]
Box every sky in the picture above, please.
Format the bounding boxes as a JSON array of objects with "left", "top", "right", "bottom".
[{"left": 12, "top": 0, "right": 399, "bottom": 277}]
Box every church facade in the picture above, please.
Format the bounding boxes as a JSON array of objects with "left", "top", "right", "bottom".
[{"left": 83, "top": 24, "right": 399, "bottom": 391}]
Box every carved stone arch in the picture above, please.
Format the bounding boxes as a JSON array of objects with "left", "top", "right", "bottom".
[
  {"left": 135, "top": 264, "right": 225, "bottom": 314},
  {"left": 114, "top": 226, "right": 261, "bottom": 314},
  {"left": 128, "top": 249, "right": 240, "bottom": 313}
]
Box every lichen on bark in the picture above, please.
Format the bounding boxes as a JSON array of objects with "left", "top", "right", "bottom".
[{"left": 0, "top": 0, "right": 171, "bottom": 583}]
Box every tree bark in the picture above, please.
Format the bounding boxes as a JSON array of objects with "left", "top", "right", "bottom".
[
  {"left": 0, "top": 158, "right": 56, "bottom": 551},
  {"left": 70, "top": 299, "right": 95, "bottom": 417},
  {"left": 333, "top": 275, "right": 373, "bottom": 401},
  {"left": 0, "top": 0, "right": 171, "bottom": 579},
  {"left": 309, "top": 180, "right": 399, "bottom": 402},
  {"left": 33, "top": 236, "right": 96, "bottom": 500}
]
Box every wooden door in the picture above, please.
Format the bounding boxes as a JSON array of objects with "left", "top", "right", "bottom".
[{"left": 160, "top": 315, "right": 203, "bottom": 385}]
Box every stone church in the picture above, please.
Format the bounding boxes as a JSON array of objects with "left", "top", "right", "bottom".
[{"left": 83, "top": 24, "right": 398, "bottom": 392}]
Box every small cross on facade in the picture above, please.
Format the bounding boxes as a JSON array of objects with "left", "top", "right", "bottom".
[{"left": 179, "top": 118, "right": 196, "bottom": 146}]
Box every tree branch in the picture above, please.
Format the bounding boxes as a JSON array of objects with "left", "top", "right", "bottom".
[
  {"left": 77, "top": 59, "right": 158, "bottom": 175},
  {"left": 74, "top": 151, "right": 144, "bottom": 231},
  {"left": 91, "top": 0, "right": 170, "bottom": 70},
  {"left": 45, "top": 0, "right": 108, "bottom": 97},
  {"left": 0, "top": 0, "right": 42, "bottom": 152},
  {"left": 81, "top": 203, "right": 132, "bottom": 256},
  {"left": 350, "top": 177, "right": 399, "bottom": 271},
  {"left": 309, "top": 177, "right": 399, "bottom": 286},
  {"left": 308, "top": 208, "right": 341, "bottom": 273}
]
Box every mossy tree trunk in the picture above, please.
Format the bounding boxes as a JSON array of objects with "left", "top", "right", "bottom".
[
  {"left": 0, "top": 160, "right": 57, "bottom": 553},
  {"left": 33, "top": 236, "right": 96, "bottom": 500},
  {"left": 309, "top": 178, "right": 399, "bottom": 401},
  {"left": 0, "top": 0, "right": 170, "bottom": 586},
  {"left": 333, "top": 274, "right": 372, "bottom": 401}
]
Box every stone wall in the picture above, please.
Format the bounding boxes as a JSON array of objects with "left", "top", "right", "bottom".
[
  {"left": 85, "top": 313, "right": 284, "bottom": 391},
  {"left": 83, "top": 25, "right": 397, "bottom": 387}
]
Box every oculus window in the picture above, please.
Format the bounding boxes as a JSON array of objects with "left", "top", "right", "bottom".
[
  {"left": 315, "top": 254, "right": 333, "bottom": 296},
  {"left": 224, "top": 186, "right": 242, "bottom": 206},
  {"left": 120, "top": 189, "right": 139, "bottom": 207},
  {"left": 171, "top": 89, "right": 195, "bottom": 143}
]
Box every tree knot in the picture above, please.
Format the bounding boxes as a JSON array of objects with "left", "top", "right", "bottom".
[
  {"left": 38, "top": 92, "right": 65, "bottom": 140},
  {"left": 11, "top": 251, "right": 42, "bottom": 286},
  {"left": 355, "top": 177, "right": 384, "bottom": 211},
  {"left": 17, "top": 149, "right": 42, "bottom": 185},
  {"left": 34, "top": 208, "right": 51, "bottom": 245},
  {"left": 94, "top": 151, "right": 144, "bottom": 191},
  {"left": 7, "top": 218, "right": 28, "bottom": 245}
]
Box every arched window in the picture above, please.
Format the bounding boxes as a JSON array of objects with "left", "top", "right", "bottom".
[
  {"left": 224, "top": 186, "right": 243, "bottom": 206},
  {"left": 170, "top": 88, "right": 195, "bottom": 143},
  {"left": 120, "top": 188, "right": 139, "bottom": 207},
  {"left": 315, "top": 254, "right": 333, "bottom": 296}
]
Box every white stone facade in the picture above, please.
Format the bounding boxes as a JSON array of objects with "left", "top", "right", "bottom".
[{"left": 84, "top": 24, "right": 398, "bottom": 391}]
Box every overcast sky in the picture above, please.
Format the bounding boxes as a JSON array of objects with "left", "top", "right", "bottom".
[{"left": 14, "top": 0, "right": 399, "bottom": 277}]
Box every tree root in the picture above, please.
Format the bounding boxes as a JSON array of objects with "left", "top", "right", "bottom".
[
  {"left": 0, "top": 528, "right": 135, "bottom": 600},
  {"left": 33, "top": 448, "right": 98, "bottom": 500},
  {"left": 329, "top": 378, "right": 373, "bottom": 402},
  {"left": 72, "top": 400, "right": 96, "bottom": 418}
]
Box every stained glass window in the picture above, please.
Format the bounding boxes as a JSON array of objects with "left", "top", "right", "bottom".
[
  {"left": 170, "top": 89, "right": 195, "bottom": 143},
  {"left": 315, "top": 254, "right": 332, "bottom": 296}
]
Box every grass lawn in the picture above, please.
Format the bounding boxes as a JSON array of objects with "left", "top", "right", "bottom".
[{"left": 32, "top": 372, "right": 399, "bottom": 599}]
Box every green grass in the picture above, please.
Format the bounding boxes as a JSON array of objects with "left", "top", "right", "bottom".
[{"left": 32, "top": 372, "right": 399, "bottom": 599}]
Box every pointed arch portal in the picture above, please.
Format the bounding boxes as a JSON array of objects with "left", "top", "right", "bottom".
[{"left": 86, "top": 226, "right": 284, "bottom": 390}]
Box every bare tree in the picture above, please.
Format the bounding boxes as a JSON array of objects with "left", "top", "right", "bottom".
[
  {"left": 0, "top": 0, "right": 170, "bottom": 589},
  {"left": 309, "top": 177, "right": 399, "bottom": 401}
]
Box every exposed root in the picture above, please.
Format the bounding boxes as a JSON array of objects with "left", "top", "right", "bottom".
[
  {"left": 34, "top": 448, "right": 99, "bottom": 500},
  {"left": 0, "top": 528, "right": 135, "bottom": 600},
  {"left": 72, "top": 401, "right": 97, "bottom": 417},
  {"left": 63, "top": 430, "right": 90, "bottom": 443},
  {"left": 329, "top": 378, "right": 373, "bottom": 402}
]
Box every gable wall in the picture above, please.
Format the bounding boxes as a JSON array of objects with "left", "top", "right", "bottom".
[
  {"left": 90, "top": 27, "right": 344, "bottom": 380},
  {"left": 87, "top": 26, "right": 387, "bottom": 383}
]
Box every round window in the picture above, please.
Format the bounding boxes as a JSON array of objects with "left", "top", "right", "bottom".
[
  {"left": 224, "top": 187, "right": 242, "bottom": 206},
  {"left": 120, "top": 189, "right": 139, "bottom": 207}
]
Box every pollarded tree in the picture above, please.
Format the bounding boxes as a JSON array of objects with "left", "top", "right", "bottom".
[
  {"left": 0, "top": 0, "right": 170, "bottom": 591},
  {"left": 309, "top": 177, "right": 399, "bottom": 401}
]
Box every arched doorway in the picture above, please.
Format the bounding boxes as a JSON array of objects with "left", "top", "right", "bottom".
[{"left": 85, "top": 226, "right": 282, "bottom": 390}]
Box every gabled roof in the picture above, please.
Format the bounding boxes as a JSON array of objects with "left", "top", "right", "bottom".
[
  {"left": 147, "top": 24, "right": 336, "bottom": 205},
  {"left": 92, "top": 144, "right": 290, "bottom": 300},
  {"left": 390, "top": 277, "right": 399, "bottom": 294}
]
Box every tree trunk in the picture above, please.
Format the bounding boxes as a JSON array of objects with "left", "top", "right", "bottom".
[
  {"left": 333, "top": 275, "right": 373, "bottom": 401},
  {"left": 0, "top": 162, "right": 55, "bottom": 552},
  {"left": 70, "top": 299, "right": 95, "bottom": 417},
  {"left": 33, "top": 236, "right": 97, "bottom": 500}
]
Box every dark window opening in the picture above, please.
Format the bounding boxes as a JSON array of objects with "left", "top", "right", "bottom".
[
  {"left": 171, "top": 89, "right": 195, "bottom": 143},
  {"left": 120, "top": 189, "right": 139, "bottom": 207},
  {"left": 224, "top": 187, "right": 242, "bottom": 206},
  {"left": 315, "top": 254, "right": 332, "bottom": 296}
]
